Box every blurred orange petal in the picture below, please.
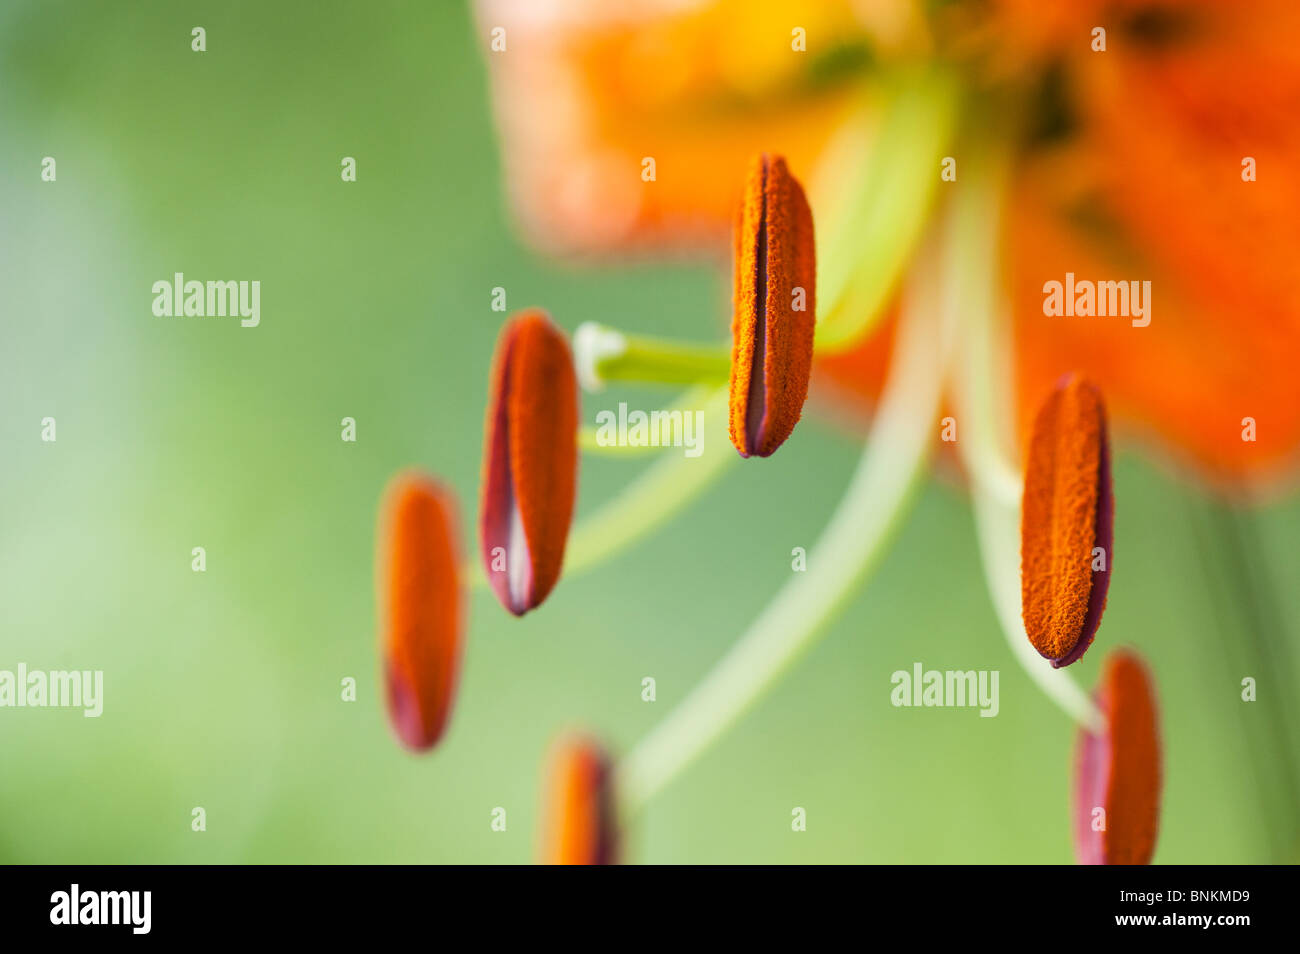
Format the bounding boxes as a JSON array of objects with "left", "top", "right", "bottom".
[
  {"left": 476, "top": 0, "right": 893, "bottom": 256},
  {"left": 1007, "top": 0, "right": 1300, "bottom": 486}
]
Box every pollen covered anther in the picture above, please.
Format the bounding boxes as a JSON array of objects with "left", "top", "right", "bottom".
[
  {"left": 728, "top": 153, "right": 817, "bottom": 458},
  {"left": 1073, "top": 649, "right": 1162, "bottom": 865},
  {"left": 1021, "top": 373, "right": 1114, "bottom": 667},
  {"left": 479, "top": 309, "right": 580, "bottom": 616},
  {"left": 377, "top": 471, "right": 465, "bottom": 752},
  {"left": 540, "top": 734, "right": 618, "bottom": 865}
]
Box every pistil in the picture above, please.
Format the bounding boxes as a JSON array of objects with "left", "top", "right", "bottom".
[{"left": 573, "top": 321, "right": 729, "bottom": 390}]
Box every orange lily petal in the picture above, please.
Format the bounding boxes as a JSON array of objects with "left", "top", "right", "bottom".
[
  {"left": 729, "top": 153, "right": 817, "bottom": 458},
  {"left": 1074, "top": 649, "right": 1162, "bottom": 865},
  {"left": 1005, "top": 0, "right": 1300, "bottom": 487},
  {"left": 476, "top": 0, "right": 882, "bottom": 255},
  {"left": 377, "top": 471, "right": 465, "bottom": 752},
  {"left": 540, "top": 733, "right": 617, "bottom": 865},
  {"left": 480, "top": 309, "right": 579, "bottom": 616}
]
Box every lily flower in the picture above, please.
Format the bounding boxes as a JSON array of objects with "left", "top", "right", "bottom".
[
  {"left": 444, "top": 0, "right": 1299, "bottom": 860},
  {"left": 477, "top": 0, "right": 1300, "bottom": 485}
]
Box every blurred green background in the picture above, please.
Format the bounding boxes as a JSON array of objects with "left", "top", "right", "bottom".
[{"left": 1, "top": 1, "right": 1297, "bottom": 864}]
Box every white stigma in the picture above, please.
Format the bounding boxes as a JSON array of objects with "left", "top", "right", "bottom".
[{"left": 573, "top": 321, "right": 627, "bottom": 394}]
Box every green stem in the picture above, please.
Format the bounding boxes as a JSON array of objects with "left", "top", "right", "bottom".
[{"left": 615, "top": 226, "right": 957, "bottom": 817}]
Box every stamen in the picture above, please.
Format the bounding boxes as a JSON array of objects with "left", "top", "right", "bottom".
[
  {"left": 1021, "top": 375, "right": 1114, "bottom": 667},
  {"left": 950, "top": 152, "right": 1105, "bottom": 730},
  {"left": 479, "top": 309, "right": 579, "bottom": 616},
  {"left": 1073, "top": 649, "right": 1162, "bottom": 865},
  {"left": 540, "top": 734, "right": 618, "bottom": 865},
  {"left": 377, "top": 471, "right": 465, "bottom": 752},
  {"left": 743, "top": 158, "right": 768, "bottom": 451},
  {"left": 728, "top": 153, "right": 817, "bottom": 458}
]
